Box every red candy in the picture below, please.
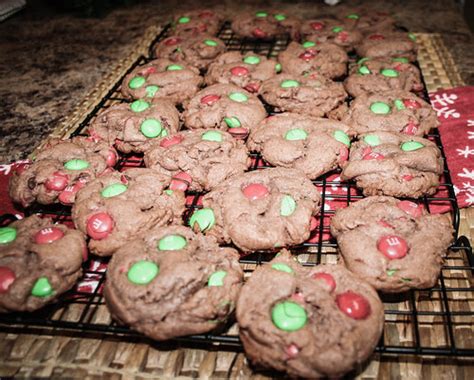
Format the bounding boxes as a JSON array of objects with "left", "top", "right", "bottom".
[
  {"left": 369, "top": 34, "right": 385, "bottom": 40},
  {"left": 0, "top": 267, "right": 16, "bottom": 294},
  {"left": 164, "top": 37, "right": 181, "bottom": 46},
  {"left": 398, "top": 200, "right": 423, "bottom": 218},
  {"left": 106, "top": 150, "right": 117, "bottom": 167},
  {"left": 45, "top": 172, "right": 69, "bottom": 191},
  {"left": 228, "top": 127, "right": 249, "bottom": 139},
  {"left": 337, "top": 31, "right": 349, "bottom": 42},
  {"left": 285, "top": 344, "right": 300, "bottom": 359},
  {"left": 363, "top": 151, "right": 385, "bottom": 160},
  {"left": 403, "top": 99, "right": 421, "bottom": 109},
  {"left": 34, "top": 227, "right": 64, "bottom": 245},
  {"left": 200, "top": 94, "right": 221, "bottom": 105},
  {"left": 377, "top": 235, "right": 408, "bottom": 259},
  {"left": 403, "top": 122, "right": 419, "bottom": 135},
  {"left": 298, "top": 51, "right": 316, "bottom": 61},
  {"left": 312, "top": 272, "right": 336, "bottom": 292},
  {"left": 310, "top": 21, "right": 324, "bottom": 30},
  {"left": 86, "top": 212, "right": 114, "bottom": 240},
  {"left": 244, "top": 82, "right": 260, "bottom": 93},
  {"left": 242, "top": 183, "right": 269, "bottom": 201},
  {"left": 160, "top": 135, "right": 184, "bottom": 148},
  {"left": 141, "top": 66, "right": 158, "bottom": 76},
  {"left": 230, "top": 66, "right": 249, "bottom": 76},
  {"left": 336, "top": 291, "right": 371, "bottom": 320},
  {"left": 58, "top": 181, "right": 86, "bottom": 204},
  {"left": 402, "top": 174, "right": 414, "bottom": 181},
  {"left": 252, "top": 27, "right": 267, "bottom": 38},
  {"left": 339, "top": 146, "right": 349, "bottom": 163},
  {"left": 170, "top": 172, "right": 192, "bottom": 192}
]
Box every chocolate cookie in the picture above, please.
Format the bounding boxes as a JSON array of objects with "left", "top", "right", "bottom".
[
  {"left": 278, "top": 41, "right": 348, "bottom": 79},
  {"left": 231, "top": 10, "right": 300, "bottom": 40},
  {"left": 341, "top": 131, "right": 443, "bottom": 198},
  {"left": 171, "top": 9, "right": 223, "bottom": 36},
  {"left": 341, "top": 10, "right": 396, "bottom": 34},
  {"left": 236, "top": 249, "right": 384, "bottom": 378},
  {"left": 331, "top": 196, "right": 453, "bottom": 292},
  {"left": 120, "top": 59, "right": 202, "bottom": 104},
  {"left": 259, "top": 74, "right": 347, "bottom": 117},
  {"left": 344, "top": 57, "right": 423, "bottom": 97},
  {"left": 182, "top": 84, "right": 266, "bottom": 136},
  {"left": 247, "top": 113, "right": 352, "bottom": 179},
  {"left": 72, "top": 169, "right": 185, "bottom": 257},
  {"left": 355, "top": 31, "right": 418, "bottom": 62},
  {"left": 88, "top": 99, "right": 179, "bottom": 154},
  {"left": 104, "top": 224, "right": 243, "bottom": 341},
  {"left": 9, "top": 137, "right": 117, "bottom": 207},
  {"left": 332, "top": 91, "right": 438, "bottom": 136},
  {"left": 144, "top": 129, "right": 251, "bottom": 192},
  {"left": 0, "top": 215, "right": 86, "bottom": 313},
  {"left": 188, "top": 168, "right": 321, "bottom": 252},
  {"left": 153, "top": 35, "right": 226, "bottom": 71},
  {"left": 205, "top": 52, "right": 279, "bottom": 93}
]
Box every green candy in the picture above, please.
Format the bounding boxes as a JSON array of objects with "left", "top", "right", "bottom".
[
  {"left": 274, "top": 14, "right": 286, "bottom": 21},
  {"left": 387, "top": 269, "right": 398, "bottom": 276},
  {"left": 160, "top": 129, "right": 168, "bottom": 137},
  {"left": 271, "top": 301, "right": 307, "bottom": 332},
  {"left": 358, "top": 65, "right": 371, "bottom": 75},
  {"left": 204, "top": 39, "right": 218, "bottom": 47},
  {"left": 302, "top": 41, "right": 316, "bottom": 48},
  {"left": 202, "top": 130, "right": 223, "bottom": 142},
  {"left": 357, "top": 57, "right": 370, "bottom": 65},
  {"left": 146, "top": 85, "right": 159, "bottom": 97},
  {"left": 394, "top": 99, "right": 405, "bottom": 110},
  {"left": 164, "top": 189, "right": 174, "bottom": 195},
  {"left": 402, "top": 278, "right": 412, "bottom": 282},
  {"left": 208, "top": 270, "right": 227, "bottom": 287},
  {"left": 255, "top": 11, "right": 268, "bottom": 17},
  {"left": 408, "top": 32, "right": 417, "bottom": 41},
  {"left": 140, "top": 118, "right": 162, "bottom": 138},
  {"left": 243, "top": 56, "right": 261, "bottom": 65},
  {"left": 370, "top": 101, "right": 391, "bottom": 115},
  {"left": 224, "top": 116, "right": 241, "bottom": 128},
  {"left": 364, "top": 134, "right": 381, "bottom": 146},
  {"left": 130, "top": 99, "right": 150, "bottom": 113},
  {"left": 167, "top": 64, "right": 183, "bottom": 71},
  {"left": 380, "top": 68, "right": 399, "bottom": 77},
  {"left": 271, "top": 263, "right": 294, "bottom": 274},
  {"left": 285, "top": 128, "right": 308, "bottom": 141},
  {"left": 275, "top": 63, "right": 282, "bottom": 73},
  {"left": 128, "top": 76, "right": 145, "bottom": 89},
  {"left": 280, "top": 195, "right": 296, "bottom": 216},
  {"left": 31, "top": 277, "right": 53, "bottom": 297},
  {"left": 332, "top": 26, "right": 343, "bottom": 33},
  {"left": 393, "top": 57, "right": 409, "bottom": 63},
  {"left": 158, "top": 234, "right": 187, "bottom": 251},
  {"left": 64, "top": 159, "right": 89, "bottom": 171},
  {"left": 333, "top": 130, "right": 351, "bottom": 147},
  {"left": 346, "top": 13, "right": 359, "bottom": 19},
  {"left": 401, "top": 141, "right": 424, "bottom": 151},
  {"left": 189, "top": 208, "right": 215, "bottom": 232},
  {"left": 101, "top": 183, "right": 127, "bottom": 198},
  {"left": 0, "top": 227, "right": 17, "bottom": 244},
  {"left": 178, "top": 16, "right": 190, "bottom": 24},
  {"left": 228, "top": 92, "right": 248, "bottom": 103},
  {"left": 280, "top": 80, "right": 299, "bottom": 88},
  {"left": 127, "top": 261, "right": 159, "bottom": 285}
]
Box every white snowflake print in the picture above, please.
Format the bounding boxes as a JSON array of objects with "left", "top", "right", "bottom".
[
  {"left": 465, "top": 192, "right": 474, "bottom": 205},
  {"left": 0, "top": 163, "right": 14, "bottom": 175},
  {"left": 468, "top": 131, "right": 474, "bottom": 140},
  {"left": 462, "top": 182, "right": 474, "bottom": 191},
  {"left": 430, "top": 93, "right": 460, "bottom": 119},
  {"left": 467, "top": 119, "right": 474, "bottom": 127},
  {"left": 456, "top": 146, "right": 474, "bottom": 158},
  {"left": 458, "top": 168, "right": 474, "bottom": 181},
  {"left": 453, "top": 185, "right": 460, "bottom": 196}
]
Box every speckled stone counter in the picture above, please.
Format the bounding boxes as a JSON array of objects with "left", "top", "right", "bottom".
[{"left": 0, "top": 0, "right": 472, "bottom": 162}]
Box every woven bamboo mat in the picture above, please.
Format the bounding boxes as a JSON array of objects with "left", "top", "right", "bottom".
[{"left": 1, "top": 30, "right": 473, "bottom": 379}]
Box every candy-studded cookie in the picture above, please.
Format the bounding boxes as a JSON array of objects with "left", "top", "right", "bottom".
[
  {"left": 341, "top": 10, "right": 396, "bottom": 34},
  {"left": 188, "top": 168, "right": 321, "bottom": 252},
  {"left": 341, "top": 132, "right": 443, "bottom": 198},
  {"left": 278, "top": 41, "right": 348, "bottom": 79},
  {"left": 171, "top": 9, "right": 223, "bottom": 36},
  {"left": 332, "top": 91, "right": 438, "bottom": 136},
  {"left": 120, "top": 59, "right": 202, "bottom": 104},
  {"left": 331, "top": 196, "right": 453, "bottom": 292},
  {"left": 260, "top": 74, "right": 347, "bottom": 118},
  {"left": 248, "top": 113, "right": 352, "bottom": 179},
  {"left": 182, "top": 84, "right": 266, "bottom": 136},
  {"left": 9, "top": 137, "right": 117, "bottom": 207},
  {"left": 355, "top": 31, "right": 418, "bottom": 62},
  {"left": 0, "top": 215, "right": 86, "bottom": 313},
  {"left": 205, "top": 52, "right": 279, "bottom": 93},
  {"left": 153, "top": 35, "right": 226, "bottom": 71},
  {"left": 236, "top": 250, "right": 384, "bottom": 378},
  {"left": 104, "top": 225, "right": 243, "bottom": 340},
  {"left": 72, "top": 169, "right": 185, "bottom": 257},
  {"left": 88, "top": 99, "right": 179, "bottom": 154},
  {"left": 344, "top": 57, "right": 423, "bottom": 97},
  {"left": 144, "top": 129, "right": 251, "bottom": 192},
  {"left": 231, "top": 10, "right": 300, "bottom": 40}
]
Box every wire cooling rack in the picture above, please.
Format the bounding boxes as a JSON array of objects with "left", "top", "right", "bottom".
[{"left": 0, "top": 22, "right": 473, "bottom": 358}]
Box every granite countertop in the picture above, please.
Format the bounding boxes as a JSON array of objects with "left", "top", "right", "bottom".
[{"left": 0, "top": 0, "right": 473, "bottom": 162}]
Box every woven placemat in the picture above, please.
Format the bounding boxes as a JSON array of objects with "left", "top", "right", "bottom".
[{"left": 2, "top": 30, "right": 473, "bottom": 379}]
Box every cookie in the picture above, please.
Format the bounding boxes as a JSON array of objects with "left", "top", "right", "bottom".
[
  {"left": 104, "top": 224, "right": 243, "bottom": 341},
  {"left": 153, "top": 34, "right": 226, "bottom": 71},
  {"left": 182, "top": 84, "right": 266, "bottom": 136},
  {"left": 332, "top": 90, "right": 438, "bottom": 136},
  {"left": 231, "top": 10, "right": 300, "bottom": 40},
  {"left": 341, "top": 131, "right": 443, "bottom": 198},
  {"left": 247, "top": 113, "right": 352, "bottom": 179},
  {"left": 9, "top": 137, "right": 117, "bottom": 207},
  {"left": 344, "top": 57, "right": 423, "bottom": 97},
  {"left": 236, "top": 249, "right": 384, "bottom": 378},
  {"left": 205, "top": 52, "right": 279, "bottom": 93},
  {"left": 88, "top": 99, "right": 179, "bottom": 154},
  {"left": 171, "top": 9, "right": 223, "bottom": 36},
  {"left": 120, "top": 58, "right": 202, "bottom": 104},
  {"left": 188, "top": 168, "right": 321, "bottom": 252},
  {"left": 259, "top": 74, "right": 347, "bottom": 117},
  {"left": 278, "top": 41, "right": 348, "bottom": 79},
  {"left": 341, "top": 10, "right": 396, "bottom": 34},
  {"left": 144, "top": 129, "right": 251, "bottom": 192},
  {"left": 355, "top": 31, "right": 418, "bottom": 62},
  {"left": 0, "top": 215, "right": 86, "bottom": 313},
  {"left": 331, "top": 196, "right": 454, "bottom": 293},
  {"left": 72, "top": 169, "right": 185, "bottom": 257}
]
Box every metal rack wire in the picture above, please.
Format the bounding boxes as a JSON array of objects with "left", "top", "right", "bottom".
[{"left": 0, "top": 22, "right": 473, "bottom": 358}]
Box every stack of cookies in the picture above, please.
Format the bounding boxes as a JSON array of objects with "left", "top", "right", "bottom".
[{"left": 2, "top": 8, "right": 455, "bottom": 379}]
